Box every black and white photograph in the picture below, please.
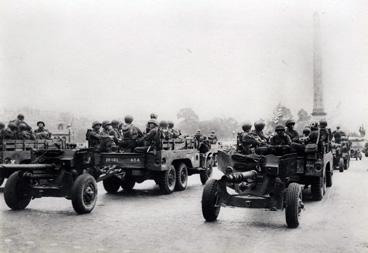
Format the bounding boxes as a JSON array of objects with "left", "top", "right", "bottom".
[{"left": 0, "top": 0, "right": 368, "bottom": 252}]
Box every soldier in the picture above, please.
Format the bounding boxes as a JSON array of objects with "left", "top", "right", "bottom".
[
  {"left": 299, "top": 127, "right": 311, "bottom": 144},
  {"left": 0, "top": 122, "right": 5, "bottom": 139},
  {"left": 17, "top": 122, "right": 35, "bottom": 140},
  {"left": 319, "top": 120, "right": 330, "bottom": 145},
  {"left": 86, "top": 121, "right": 102, "bottom": 150},
  {"left": 285, "top": 119, "right": 299, "bottom": 142},
  {"left": 208, "top": 130, "right": 218, "bottom": 144},
  {"left": 270, "top": 125, "right": 291, "bottom": 146},
  {"left": 159, "top": 120, "right": 170, "bottom": 140},
  {"left": 11, "top": 114, "right": 32, "bottom": 131},
  {"left": 110, "top": 119, "right": 122, "bottom": 145},
  {"left": 193, "top": 129, "right": 203, "bottom": 149},
  {"left": 3, "top": 122, "right": 18, "bottom": 139},
  {"left": 34, "top": 121, "right": 52, "bottom": 139},
  {"left": 167, "top": 121, "right": 181, "bottom": 138},
  {"left": 251, "top": 120, "right": 268, "bottom": 144},
  {"left": 239, "top": 122, "right": 263, "bottom": 154},
  {"left": 120, "top": 115, "right": 143, "bottom": 152},
  {"left": 146, "top": 113, "right": 158, "bottom": 133},
  {"left": 332, "top": 126, "right": 343, "bottom": 144},
  {"left": 137, "top": 119, "right": 161, "bottom": 151}
]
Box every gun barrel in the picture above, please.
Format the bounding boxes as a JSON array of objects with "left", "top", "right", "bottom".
[
  {"left": 223, "top": 170, "right": 258, "bottom": 183},
  {"left": 0, "top": 164, "right": 55, "bottom": 171}
]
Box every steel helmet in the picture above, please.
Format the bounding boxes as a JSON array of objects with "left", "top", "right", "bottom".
[
  {"left": 148, "top": 119, "right": 158, "bottom": 126},
  {"left": 8, "top": 122, "right": 17, "bottom": 129},
  {"left": 150, "top": 113, "right": 158, "bottom": 119},
  {"left": 19, "top": 122, "right": 28, "bottom": 131},
  {"left": 285, "top": 119, "right": 295, "bottom": 127},
  {"left": 319, "top": 120, "right": 328, "bottom": 128},
  {"left": 17, "top": 114, "right": 25, "bottom": 120},
  {"left": 37, "top": 121, "right": 45, "bottom": 127},
  {"left": 242, "top": 122, "right": 252, "bottom": 132},
  {"left": 111, "top": 120, "right": 120, "bottom": 127},
  {"left": 168, "top": 121, "right": 174, "bottom": 128},
  {"left": 254, "top": 120, "right": 265, "bottom": 131},
  {"left": 275, "top": 125, "right": 285, "bottom": 131},
  {"left": 124, "top": 115, "right": 134, "bottom": 124},
  {"left": 92, "top": 121, "right": 102, "bottom": 128},
  {"left": 159, "top": 120, "right": 168, "bottom": 128},
  {"left": 0, "top": 122, "right": 5, "bottom": 128},
  {"left": 102, "top": 121, "right": 111, "bottom": 127}
]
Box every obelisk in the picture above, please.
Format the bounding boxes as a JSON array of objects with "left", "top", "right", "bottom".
[{"left": 311, "top": 12, "right": 327, "bottom": 121}]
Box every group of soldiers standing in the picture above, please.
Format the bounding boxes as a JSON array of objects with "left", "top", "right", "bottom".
[
  {"left": 238, "top": 119, "right": 346, "bottom": 155},
  {"left": 0, "top": 114, "right": 52, "bottom": 140},
  {"left": 86, "top": 113, "right": 182, "bottom": 152}
]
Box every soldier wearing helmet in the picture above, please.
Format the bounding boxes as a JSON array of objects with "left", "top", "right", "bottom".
[
  {"left": 285, "top": 119, "right": 299, "bottom": 142},
  {"left": 167, "top": 121, "right": 181, "bottom": 139},
  {"left": 120, "top": 115, "right": 143, "bottom": 152},
  {"left": 3, "top": 122, "right": 17, "bottom": 139},
  {"left": 299, "top": 127, "right": 312, "bottom": 144},
  {"left": 208, "top": 130, "right": 218, "bottom": 144},
  {"left": 238, "top": 122, "right": 263, "bottom": 154},
  {"left": 17, "top": 122, "right": 35, "bottom": 140},
  {"left": 146, "top": 113, "right": 158, "bottom": 133},
  {"left": 137, "top": 119, "right": 160, "bottom": 151},
  {"left": 34, "top": 121, "right": 51, "bottom": 139},
  {"left": 86, "top": 121, "right": 102, "bottom": 150},
  {"left": 99, "top": 121, "right": 118, "bottom": 152},
  {"left": 270, "top": 125, "right": 291, "bottom": 146},
  {"left": 251, "top": 120, "right": 268, "bottom": 144},
  {"left": 11, "top": 114, "right": 32, "bottom": 132},
  {"left": 332, "top": 126, "right": 344, "bottom": 144},
  {"left": 318, "top": 119, "right": 331, "bottom": 145},
  {"left": 159, "top": 120, "right": 170, "bottom": 140}
]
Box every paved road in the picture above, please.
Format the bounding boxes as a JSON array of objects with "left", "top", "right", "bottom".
[{"left": 1, "top": 158, "right": 368, "bottom": 253}]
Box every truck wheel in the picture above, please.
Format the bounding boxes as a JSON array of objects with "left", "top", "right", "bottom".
[
  {"left": 326, "top": 171, "right": 333, "bottom": 187},
  {"left": 175, "top": 163, "right": 188, "bottom": 191},
  {"left": 202, "top": 179, "right": 220, "bottom": 222},
  {"left": 4, "top": 171, "right": 32, "bottom": 210},
  {"left": 120, "top": 178, "right": 136, "bottom": 192},
  {"left": 285, "top": 183, "right": 302, "bottom": 228},
  {"left": 71, "top": 174, "right": 97, "bottom": 214},
  {"left": 0, "top": 176, "right": 4, "bottom": 187},
  {"left": 158, "top": 166, "right": 176, "bottom": 194},
  {"left": 200, "top": 158, "right": 213, "bottom": 185},
  {"left": 338, "top": 158, "right": 344, "bottom": 173},
  {"left": 103, "top": 176, "right": 121, "bottom": 193},
  {"left": 311, "top": 176, "right": 323, "bottom": 201}
]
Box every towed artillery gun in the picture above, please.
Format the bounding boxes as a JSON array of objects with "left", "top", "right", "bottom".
[
  {"left": 201, "top": 145, "right": 304, "bottom": 228},
  {"left": 1, "top": 136, "right": 215, "bottom": 214}
]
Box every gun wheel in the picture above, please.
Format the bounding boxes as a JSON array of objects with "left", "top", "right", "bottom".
[
  {"left": 120, "top": 177, "right": 136, "bottom": 192},
  {"left": 71, "top": 174, "right": 97, "bottom": 214},
  {"left": 202, "top": 179, "right": 221, "bottom": 222},
  {"left": 103, "top": 176, "right": 121, "bottom": 193},
  {"left": 285, "top": 183, "right": 302, "bottom": 228},
  {"left": 200, "top": 157, "right": 214, "bottom": 185},
  {"left": 4, "top": 171, "right": 32, "bottom": 210}
]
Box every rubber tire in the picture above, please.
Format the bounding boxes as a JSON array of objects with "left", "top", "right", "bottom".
[
  {"left": 103, "top": 176, "right": 121, "bottom": 193},
  {"left": 311, "top": 176, "right": 323, "bottom": 201},
  {"left": 326, "top": 170, "right": 333, "bottom": 187},
  {"left": 0, "top": 176, "right": 4, "bottom": 187},
  {"left": 200, "top": 158, "right": 214, "bottom": 185},
  {"left": 175, "top": 163, "right": 188, "bottom": 191},
  {"left": 339, "top": 158, "right": 344, "bottom": 173},
  {"left": 71, "top": 174, "right": 98, "bottom": 214},
  {"left": 120, "top": 178, "right": 136, "bottom": 192},
  {"left": 4, "top": 171, "right": 32, "bottom": 210},
  {"left": 285, "top": 183, "right": 302, "bottom": 228},
  {"left": 202, "top": 179, "right": 221, "bottom": 222},
  {"left": 157, "top": 166, "right": 176, "bottom": 194}
]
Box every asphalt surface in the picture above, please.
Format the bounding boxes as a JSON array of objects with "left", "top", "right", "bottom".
[{"left": 1, "top": 157, "right": 368, "bottom": 253}]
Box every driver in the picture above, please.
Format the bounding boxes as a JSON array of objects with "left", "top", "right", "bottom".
[{"left": 270, "top": 125, "right": 292, "bottom": 146}]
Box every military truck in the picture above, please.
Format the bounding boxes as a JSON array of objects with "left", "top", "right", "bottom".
[
  {"left": 101, "top": 137, "right": 215, "bottom": 194},
  {"left": 349, "top": 137, "right": 363, "bottom": 161},
  {"left": 202, "top": 146, "right": 304, "bottom": 228}
]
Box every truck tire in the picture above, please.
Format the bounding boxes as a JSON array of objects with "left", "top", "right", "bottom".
[
  {"left": 158, "top": 166, "right": 176, "bottom": 194},
  {"left": 175, "top": 163, "right": 188, "bottom": 191},
  {"left": 0, "top": 176, "right": 4, "bottom": 187},
  {"left": 120, "top": 178, "right": 136, "bottom": 192},
  {"left": 71, "top": 174, "right": 98, "bottom": 214},
  {"left": 326, "top": 171, "right": 333, "bottom": 187},
  {"left": 200, "top": 158, "right": 213, "bottom": 185},
  {"left": 4, "top": 171, "right": 32, "bottom": 210},
  {"left": 338, "top": 158, "right": 344, "bottom": 173},
  {"left": 311, "top": 176, "right": 323, "bottom": 201},
  {"left": 103, "top": 176, "right": 121, "bottom": 193},
  {"left": 202, "top": 179, "right": 220, "bottom": 222},
  {"left": 285, "top": 183, "right": 302, "bottom": 228}
]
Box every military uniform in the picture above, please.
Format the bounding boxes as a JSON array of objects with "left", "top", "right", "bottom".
[
  {"left": 270, "top": 134, "right": 292, "bottom": 146},
  {"left": 208, "top": 132, "right": 218, "bottom": 144},
  {"left": 136, "top": 126, "right": 161, "bottom": 152},
  {"left": 34, "top": 122, "right": 52, "bottom": 139},
  {"left": 240, "top": 132, "right": 262, "bottom": 154},
  {"left": 120, "top": 123, "right": 143, "bottom": 152},
  {"left": 250, "top": 130, "right": 268, "bottom": 144},
  {"left": 285, "top": 129, "right": 299, "bottom": 142}
]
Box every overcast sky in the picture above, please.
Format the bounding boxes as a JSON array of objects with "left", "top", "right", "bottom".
[{"left": 0, "top": 0, "right": 367, "bottom": 130}]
